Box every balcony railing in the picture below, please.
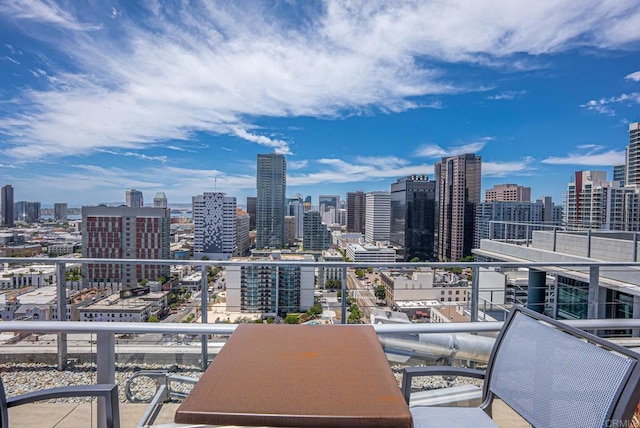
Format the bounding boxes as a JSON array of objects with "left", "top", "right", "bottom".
[{"left": 1, "top": 256, "right": 640, "bottom": 426}]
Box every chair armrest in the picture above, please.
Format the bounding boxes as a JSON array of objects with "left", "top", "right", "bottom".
[
  {"left": 6, "top": 383, "right": 118, "bottom": 407},
  {"left": 401, "top": 367, "right": 485, "bottom": 404},
  {"left": 6, "top": 384, "right": 120, "bottom": 428}
]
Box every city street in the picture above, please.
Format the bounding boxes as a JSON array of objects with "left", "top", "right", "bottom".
[{"left": 346, "top": 271, "right": 384, "bottom": 321}]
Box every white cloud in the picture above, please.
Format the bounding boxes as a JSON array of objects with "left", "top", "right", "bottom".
[
  {"left": 625, "top": 71, "right": 640, "bottom": 81},
  {"left": 0, "top": 0, "right": 101, "bottom": 31},
  {"left": 230, "top": 127, "right": 291, "bottom": 154},
  {"left": 415, "top": 139, "right": 492, "bottom": 158},
  {"left": 0, "top": 2, "right": 639, "bottom": 160},
  {"left": 288, "top": 160, "right": 309, "bottom": 170},
  {"left": 1, "top": 56, "right": 20, "bottom": 65},
  {"left": 292, "top": 157, "right": 432, "bottom": 186},
  {"left": 483, "top": 157, "right": 535, "bottom": 177},
  {"left": 487, "top": 90, "right": 526, "bottom": 100},
  {"left": 165, "top": 146, "right": 196, "bottom": 153},
  {"left": 542, "top": 146, "right": 625, "bottom": 165},
  {"left": 94, "top": 149, "right": 168, "bottom": 163},
  {"left": 581, "top": 92, "right": 640, "bottom": 115},
  {"left": 354, "top": 156, "right": 410, "bottom": 167}
]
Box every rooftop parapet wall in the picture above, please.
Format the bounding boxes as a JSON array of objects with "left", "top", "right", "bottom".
[
  {"left": 533, "top": 231, "right": 640, "bottom": 262},
  {"left": 477, "top": 237, "right": 640, "bottom": 289}
]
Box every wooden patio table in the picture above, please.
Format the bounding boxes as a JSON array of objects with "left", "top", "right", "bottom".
[{"left": 174, "top": 323, "right": 412, "bottom": 427}]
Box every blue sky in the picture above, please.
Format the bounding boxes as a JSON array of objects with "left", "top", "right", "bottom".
[{"left": 1, "top": 1, "right": 640, "bottom": 207}]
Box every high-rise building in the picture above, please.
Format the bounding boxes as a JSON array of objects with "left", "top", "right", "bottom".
[
  {"left": 539, "top": 196, "right": 563, "bottom": 224},
  {"left": 226, "top": 253, "right": 314, "bottom": 314},
  {"left": 485, "top": 184, "right": 531, "bottom": 202},
  {"left": 235, "top": 208, "right": 251, "bottom": 256},
  {"left": 125, "top": 189, "right": 144, "bottom": 207},
  {"left": 54, "top": 203, "right": 68, "bottom": 222},
  {"left": 318, "top": 195, "right": 340, "bottom": 224},
  {"left": 1, "top": 184, "right": 14, "bottom": 228},
  {"left": 626, "top": 122, "right": 640, "bottom": 185},
  {"left": 256, "top": 154, "right": 286, "bottom": 248},
  {"left": 564, "top": 170, "right": 640, "bottom": 231},
  {"left": 338, "top": 208, "right": 347, "bottom": 226},
  {"left": 14, "top": 201, "right": 41, "bottom": 224},
  {"left": 475, "top": 201, "right": 544, "bottom": 246},
  {"left": 565, "top": 170, "right": 607, "bottom": 229},
  {"left": 192, "top": 192, "right": 237, "bottom": 260},
  {"left": 346, "top": 191, "right": 366, "bottom": 233},
  {"left": 613, "top": 164, "right": 626, "bottom": 187},
  {"left": 434, "top": 153, "right": 481, "bottom": 261},
  {"left": 153, "top": 192, "right": 168, "bottom": 208},
  {"left": 365, "top": 191, "right": 391, "bottom": 245},
  {"left": 288, "top": 200, "right": 305, "bottom": 239},
  {"left": 246, "top": 196, "right": 257, "bottom": 230},
  {"left": 284, "top": 216, "right": 296, "bottom": 246},
  {"left": 82, "top": 206, "right": 170, "bottom": 289},
  {"left": 302, "top": 211, "right": 332, "bottom": 251},
  {"left": 390, "top": 175, "right": 436, "bottom": 261}
]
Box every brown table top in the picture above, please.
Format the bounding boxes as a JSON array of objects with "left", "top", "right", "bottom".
[{"left": 174, "top": 324, "right": 412, "bottom": 427}]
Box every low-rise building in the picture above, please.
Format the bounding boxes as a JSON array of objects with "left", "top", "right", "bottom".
[
  {"left": 380, "top": 269, "right": 471, "bottom": 307},
  {"left": 0, "top": 264, "right": 56, "bottom": 290},
  {"left": 78, "top": 292, "right": 156, "bottom": 322},
  {"left": 345, "top": 243, "right": 395, "bottom": 263}
]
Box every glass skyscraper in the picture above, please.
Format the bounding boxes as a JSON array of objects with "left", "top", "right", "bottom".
[
  {"left": 256, "top": 153, "right": 286, "bottom": 248},
  {"left": 390, "top": 175, "right": 436, "bottom": 261},
  {"left": 1, "top": 184, "right": 14, "bottom": 227}
]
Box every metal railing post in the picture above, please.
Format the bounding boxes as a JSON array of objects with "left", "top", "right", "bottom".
[
  {"left": 96, "top": 331, "right": 115, "bottom": 428},
  {"left": 470, "top": 266, "right": 479, "bottom": 322},
  {"left": 200, "top": 264, "right": 209, "bottom": 371},
  {"left": 275, "top": 266, "right": 279, "bottom": 317},
  {"left": 588, "top": 265, "right": 600, "bottom": 319},
  {"left": 55, "top": 261, "right": 67, "bottom": 371},
  {"left": 341, "top": 267, "right": 347, "bottom": 324}
]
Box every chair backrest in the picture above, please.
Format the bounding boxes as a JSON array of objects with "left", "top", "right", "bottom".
[{"left": 484, "top": 306, "right": 640, "bottom": 428}]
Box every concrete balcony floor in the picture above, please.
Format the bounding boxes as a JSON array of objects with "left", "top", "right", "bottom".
[{"left": 9, "top": 400, "right": 530, "bottom": 427}]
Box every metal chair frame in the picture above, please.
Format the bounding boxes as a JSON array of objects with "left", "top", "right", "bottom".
[
  {"left": 401, "top": 305, "right": 640, "bottom": 427},
  {"left": 0, "top": 377, "right": 120, "bottom": 428}
]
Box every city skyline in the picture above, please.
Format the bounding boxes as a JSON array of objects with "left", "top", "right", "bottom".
[{"left": 1, "top": 2, "right": 640, "bottom": 205}]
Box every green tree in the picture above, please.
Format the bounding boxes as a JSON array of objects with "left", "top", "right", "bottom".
[
  {"left": 348, "top": 304, "right": 363, "bottom": 324},
  {"left": 284, "top": 314, "right": 300, "bottom": 324},
  {"left": 374, "top": 285, "right": 386, "bottom": 301},
  {"left": 410, "top": 257, "right": 421, "bottom": 262},
  {"left": 325, "top": 278, "right": 341, "bottom": 289},
  {"left": 148, "top": 315, "right": 159, "bottom": 322},
  {"left": 354, "top": 269, "right": 365, "bottom": 279},
  {"left": 306, "top": 303, "right": 322, "bottom": 317},
  {"left": 459, "top": 255, "right": 476, "bottom": 263}
]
